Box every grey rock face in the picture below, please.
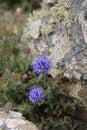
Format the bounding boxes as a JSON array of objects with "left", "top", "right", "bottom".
[
  {"left": 29, "top": 19, "right": 42, "bottom": 39},
  {"left": 43, "top": 0, "right": 57, "bottom": 4},
  {"left": 0, "top": 111, "right": 39, "bottom": 130},
  {"left": 21, "top": 0, "right": 87, "bottom": 81}
]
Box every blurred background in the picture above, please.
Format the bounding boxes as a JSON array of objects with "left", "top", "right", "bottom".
[{"left": 0, "top": 0, "right": 42, "bottom": 13}]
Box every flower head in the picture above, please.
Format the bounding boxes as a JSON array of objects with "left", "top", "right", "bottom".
[
  {"left": 28, "top": 87, "right": 45, "bottom": 103},
  {"left": 33, "top": 56, "right": 51, "bottom": 74}
]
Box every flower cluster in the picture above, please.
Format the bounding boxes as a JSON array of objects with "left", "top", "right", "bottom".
[
  {"left": 32, "top": 56, "right": 51, "bottom": 74},
  {"left": 28, "top": 56, "right": 51, "bottom": 104},
  {"left": 28, "top": 87, "right": 45, "bottom": 103}
]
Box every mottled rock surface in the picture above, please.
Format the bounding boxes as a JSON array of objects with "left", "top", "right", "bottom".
[
  {"left": 0, "top": 110, "right": 39, "bottom": 130},
  {"left": 20, "top": 0, "right": 87, "bottom": 106},
  {"left": 43, "top": 0, "right": 57, "bottom": 4}
]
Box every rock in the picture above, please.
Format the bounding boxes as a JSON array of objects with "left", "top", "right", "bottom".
[
  {"left": 82, "top": 21, "right": 87, "bottom": 44},
  {"left": 50, "top": 68, "right": 62, "bottom": 78},
  {"left": 4, "top": 102, "right": 12, "bottom": 113},
  {"left": 43, "top": 0, "right": 57, "bottom": 4},
  {"left": 29, "top": 19, "right": 41, "bottom": 39},
  {"left": 49, "top": 34, "right": 70, "bottom": 77},
  {"left": 0, "top": 111, "right": 39, "bottom": 130},
  {"left": 9, "top": 111, "right": 22, "bottom": 118}
]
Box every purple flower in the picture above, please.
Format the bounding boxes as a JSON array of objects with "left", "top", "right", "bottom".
[
  {"left": 33, "top": 56, "right": 51, "bottom": 74},
  {"left": 28, "top": 87, "right": 45, "bottom": 103}
]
